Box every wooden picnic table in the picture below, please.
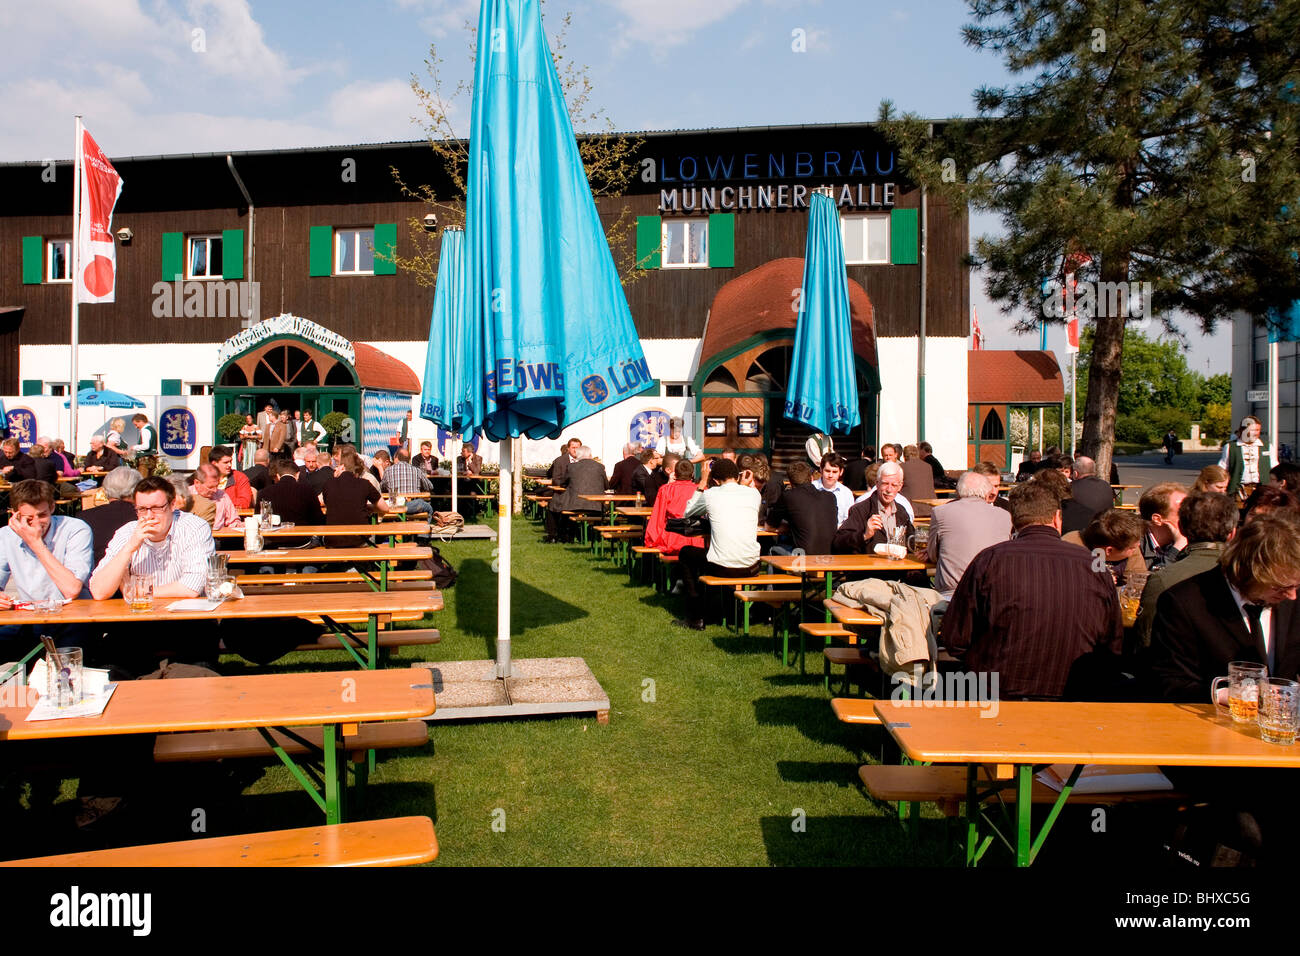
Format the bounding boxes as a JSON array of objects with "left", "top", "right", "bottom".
[
  {"left": 580, "top": 493, "right": 640, "bottom": 522},
  {"left": 0, "top": 668, "right": 436, "bottom": 824},
  {"left": 214, "top": 522, "right": 430, "bottom": 541},
  {"left": 873, "top": 700, "right": 1300, "bottom": 867},
  {"left": 0, "top": 589, "right": 441, "bottom": 671},
  {"left": 614, "top": 506, "right": 652, "bottom": 520},
  {"left": 763, "top": 553, "right": 930, "bottom": 620},
  {"left": 224, "top": 545, "right": 431, "bottom": 591}
]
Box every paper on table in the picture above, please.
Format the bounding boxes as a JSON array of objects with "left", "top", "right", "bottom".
[
  {"left": 1036, "top": 764, "right": 1174, "bottom": 794},
  {"left": 166, "top": 599, "right": 222, "bottom": 611},
  {"left": 26, "top": 683, "right": 117, "bottom": 721}
]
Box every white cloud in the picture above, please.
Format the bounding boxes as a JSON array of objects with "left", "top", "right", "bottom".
[
  {"left": 327, "top": 79, "right": 425, "bottom": 143},
  {"left": 606, "top": 0, "right": 751, "bottom": 50},
  {"left": 185, "top": 0, "right": 306, "bottom": 87}
]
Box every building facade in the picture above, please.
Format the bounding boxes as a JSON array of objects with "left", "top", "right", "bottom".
[{"left": 0, "top": 122, "right": 969, "bottom": 468}]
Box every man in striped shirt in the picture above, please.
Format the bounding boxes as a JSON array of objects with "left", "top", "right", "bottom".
[
  {"left": 380, "top": 449, "right": 433, "bottom": 516},
  {"left": 90, "top": 475, "right": 214, "bottom": 601}
]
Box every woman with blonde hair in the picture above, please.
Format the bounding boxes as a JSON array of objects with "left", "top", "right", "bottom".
[
  {"left": 1192, "top": 464, "right": 1229, "bottom": 495},
  {"left": 105, "top": 418, "right": 127, "bottom": 456}
]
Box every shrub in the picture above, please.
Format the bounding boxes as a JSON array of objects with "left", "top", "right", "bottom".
[
  {"left": 320, "top": 412, "right": 351, "bottom": 440},
  {"left": 216, "top": 412, "right": 245, "bottom": 440},
  {"left": 1202, "top": 403, "right": 1232, "bottom": 442}
]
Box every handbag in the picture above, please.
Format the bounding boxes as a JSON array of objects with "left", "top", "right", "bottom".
[
  {"left": 432, "top": 510, "right": 465, "bottom": 528},
  {"left": 665, "top": 515, "right": 709, "bottom": 537}
]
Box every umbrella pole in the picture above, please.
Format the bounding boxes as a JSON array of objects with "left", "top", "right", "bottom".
[
  {"left": 496, "top": 437, "right": 513, "bottom": 679},
  {"left": 450, "top": 436, "right": 460, "bottom": 515}
]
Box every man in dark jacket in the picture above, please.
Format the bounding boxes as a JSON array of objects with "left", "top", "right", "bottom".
[
  {"left": 765, "top": 461, "right": 837, "bottom": 555},
  {"left": 834, "top": 461, "right": 914, "bottom": 553},
  {"left": 608, "top": 443, "right": 643, "bottom": 494},
  {"left": 545, "top": 446, "right": 606, "bottom": 543},
  {"left": 80, "top": 466, "right": 141, "bottom": 566},
  {"left": 82, "top": 436, "right": 121, "bottom": 473},
  {"left": 1062, "top": 455, "right": 1115, "bottom": 534},
  {"left": 918, "top": 441, "right": 955, "bottom": 490},
  {"left": 548, "top": 437, "right": 581, "bottom": 487},
  {"left": 0, "top": 438, "right": 35, "bottom": 482}
]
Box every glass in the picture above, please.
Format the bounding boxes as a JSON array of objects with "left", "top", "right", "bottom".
[
  {"left": 886, "top": 525, "right": 907, "bottom": 560},
  {"left": 1121, "top": 570, "right": 1149, "bottom": 622},
  {"left": 123, "top": 573, "right": 154, "bottom": 613},
  {"left": 1211, "top": 661, "right": 1269, "bottom": 724},
  {"left": 135, "top": 505, "right": 170, "bottom": 515},
  {"left": 45, "top": 646, "right": 83, "bottom": 709},
  {"left": 260, "top": 500, "right": 274, "bottom": 526},
  {"left": 1258, "top": 678, "right": 1300, "bottom": 745},
  {"left": 908, "top": 526, "right": 929, "bottom": 554}
]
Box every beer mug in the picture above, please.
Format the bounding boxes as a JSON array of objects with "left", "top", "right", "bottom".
[
  {"left": 1257, "top": 678, "right": 1300, "bottom": 745},
  {"left": 1211, "top": 661, "right": 1268, "bottom": 724},
  {"left": 908, "top": 526, "right": 929, "bottom": 555},
  {"left": 260, "top": 500, "right": 274, "bottom": 526},
  {"left": 243, "top": 515, "right": 264, "bottom": 554}
]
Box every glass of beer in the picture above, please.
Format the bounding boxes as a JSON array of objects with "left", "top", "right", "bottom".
[
  {"left": 45, "top": 646, "right": 83, "bottom": 709},
  {"left": 1211, "top": 661, "right": 1268, "bottom": 723},
  {"left": 1257, "top": 677, "right": 1300, "bottom": 745},
  {"left": 124, "top": 573, "right": 154, "bottom": 613}
]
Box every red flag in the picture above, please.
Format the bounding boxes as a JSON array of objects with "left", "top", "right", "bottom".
[
  {"left": 971, "top": 307, "right": 984, "bottom": 350},
  {"left": 75, "top": 126, "right": 123, "bottom": 304}
]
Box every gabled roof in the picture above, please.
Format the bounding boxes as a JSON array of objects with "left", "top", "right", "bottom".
[{"left": 968, "top": 350, "right": 1064, "bottom": 404}]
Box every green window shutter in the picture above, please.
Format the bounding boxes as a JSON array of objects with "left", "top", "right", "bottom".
[
  {"left": 77, "top": 380, "right": 93, "bottom": 391},
  {"left": 890, "top": 208, "right": 918, "bottom": 265},
  {"left": 708, "top": 213, "right": 735, "bottom": 268},
  {"left": 221, "top": 229, "right": 244, "bottom": 279},
  {"left": 22, "top": 236, "right": 43, "bottom": 284},
  {"left": 635, "top": 216, "right": 661, "bottom": 270},
  {"left": 372, "top": 223, "right": 397, "bottom": 275},
  {"left": 161, "top": 379, "right": 182, "bottom": 396},
  {"left": 21, "top": 380, "right": 41, "bottom": 396},
  {"left": 162, "top": 232, "right": 184, "bottom": 281},
  {"left": 309, "top": 226, "right": 334, "bottom": 277}
]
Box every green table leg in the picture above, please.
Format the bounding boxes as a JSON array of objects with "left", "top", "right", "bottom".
[
  {"left": 324, "top": 724, "right": 341, "bottom": 825},
  {"left": 1016, "top": 764, "right": 1033, "bottom": 867},
  {"left": 824, "top": 571, "right": 833, "bottom": 622}
]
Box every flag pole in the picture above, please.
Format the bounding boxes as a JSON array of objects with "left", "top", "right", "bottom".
[
  {"left": 495, "top": 435, "right": 513, "bottom": 678},
  {"left": 70, "top": 115, "right": 82, "bottom": 447},
  {"left": 1070, "top": 353, "right": 1077, "bottom": 459},
  {"left": 1269, "top": 338, "right": 1280, "bottom": 460}
]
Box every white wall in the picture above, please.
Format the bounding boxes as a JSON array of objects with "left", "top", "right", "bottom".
[
  {"left": 876, "top": 335, "right": 968, "bottom": 468},
  {"left": 21, "top": 343, "right": 222, "bottom": 395}
]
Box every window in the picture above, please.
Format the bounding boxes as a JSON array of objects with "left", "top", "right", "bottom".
[
  {"left": 46, "top": 382, "right": 69, "bottom": 396},
  {"left": 662, "top": 382, "right": 694, "bottom": 398},
  {"left": 187, "top": 235, "right": 223, "bottom": 279},
  {"left": 1255, "top": 360, "right": 1268, "bottom": 385},
  {"left": 336, "top": 228, "right": 375, "bottom": 275},
  {"left": 185, "top": 382, "right": 214, "bottom": 396},
  {"left": 47, "top": 239, "right": 71, "bottom": 282},
  {"left": 980, "top": 408, "right": 1005, "bottom": 441},
  {"left": 661, "top": 219, "right": 708, "bottom": 268},
  {"left": 841, "top": 214, "right": 890, "bottom": 264}
]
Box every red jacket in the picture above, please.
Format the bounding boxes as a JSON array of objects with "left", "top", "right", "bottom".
[
  {"left": 221, "top": 469, "right": 253, "bottom": 509},
  {"left": 644, "top": 479, "right": 705, "bottom": 556}
]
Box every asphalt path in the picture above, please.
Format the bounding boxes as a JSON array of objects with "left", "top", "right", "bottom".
[{"left": 1111, "top": 451, "right": 1221, "bottom": 494}]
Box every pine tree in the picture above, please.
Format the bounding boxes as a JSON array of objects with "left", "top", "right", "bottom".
[{"left": 882, "top": 0, "right": 1300, "bottom": 476}]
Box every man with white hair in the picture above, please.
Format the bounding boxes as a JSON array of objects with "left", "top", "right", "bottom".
[
  {"left": 544, "top": 445, "right": 606, "bottom": 543},
  {"left": 835, "top": 460, "right": 914, "bottom": 553},
  {"left": 608, "top": 442, "right": 643, "bottom": 494},
  {"left": 924, "top": 471, "right": 1013, "bottom": 600}
]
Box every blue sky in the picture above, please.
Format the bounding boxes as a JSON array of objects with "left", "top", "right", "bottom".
[{"left": 0, "top": 0, "right": 1229, "bottom": 371}]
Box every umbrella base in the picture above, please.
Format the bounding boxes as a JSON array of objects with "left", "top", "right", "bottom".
[{"left": 414, "top": 657, "right": 610, "bottom": 724}]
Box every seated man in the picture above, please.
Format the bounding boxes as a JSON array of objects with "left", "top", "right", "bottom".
[
  {"left": 81, "top": 466, "right": 141, "bottom": 566},
  {"left": 644, "top": 459, "right": 706, "bottom": 556},
  {"left": 834, "top": 461, "right": 914, "bottom": 553},
  {"left": 412, "top": 440, "right": 438, "bottom": 476},
  {"left": 812, "top": 453, "right": 855, "bottom": 527},
  {"left": 608, "top": 443, "right": 642, "bottom": 495},
  {"left": 209, "top": 445, "right": 252, "bottom": 509},
  {"left": 765, "top": 460, "right": 837, "bottom": 556},
  {"left": 381, "top": 448, "right": 433, "bottom": 516},
  {"left": 0, "top": 480, "right": 93, "bottom": 631},
  {"left": 1015, "top": 449, "right": 1043, "bottom": 481},
  {"left": 89, "top": 475, "right": 217, "bottom": 670},
  {"left": 298, "top": 444, "right": 333, "bottom": 497},
  {"left": 82, "top": 435, "right": 121, "bottom": 473},
  {"left": 925, "top": 471, "right": 1012, "bottom": 601},
  {"left": 262, "top": 458, "right": 324, "bottom": 552},
  {"left": 243, "top": 449, "right": 272, "bottom": 501},
  {"left": 675, "top": 458, "right": 760, "bottom": 630},
  {"left": 544, "top": 446, "right": 606, "bottom": 543},
  {"left": 1135, "top": 491, "right": 1236, "bottom": 649},
  {"left": 1138, "top": 482, "right": 1188, "bottom": 570},
  {"left": 630, "top": 448, "right": 661, "bottom": 503},
  {"left": 918, "top": 441, "right": 955, "bottom": 490},
  {"left": 1067, "top": 455, "right": 1115, "bottom": 521},
  {"left": 645, "top": 451, "right": 677, "bottom": 509},
  {"left": 1063, "top": 508, "right": 1146, "bottom": 585},
  {"left": 189, "top": 463, "right": 242, "bottom": 530},
  {"left": 900, "top": 444, "right": 937, "bottom": 519},
  {"left": 0, "top": 438, "right": 36, "bottom": 482},
  {"left": 1147, "top": 515, "right": 1300, "bottom": 863},
  {"left": 943, "top": 481, "right": 1123, "bottom": 700}
]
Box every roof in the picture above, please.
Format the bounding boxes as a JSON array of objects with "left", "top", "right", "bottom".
[
  {"left": 967, "top": 350, "right": 1064, "bottom": 405},
  {"left": 354, "top": 342, "right": 420, "bottom": 394},
  {"left": 701, "top": 258, "right": 876, "bottom": 365}
]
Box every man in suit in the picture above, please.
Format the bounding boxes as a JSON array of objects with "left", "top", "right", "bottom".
[
  {"left": 267, "top": 412, "right": 289, "bottom": 463},
  {"left": 544, "top": 446, "right": 606, "bottom": 543},
  {"left": 765, "top": 460, "right": 838, "bottom": 555},
  {"left": 925, "top": 471, "right": 1012, "bottom": 600},
  {"left": 1138, "top": 482, "right": 1188, "bottom": 570},
  {"left": 1016, "top": 449, "right": 1043, "bottom": 482},
  {"left": 549, "top": 437, "right": 581, "bottom": 487},
  {"left": 608, "top": 443, "right": 642, "bottom": 494},
  {"left": 631, "top": 448, "right": 662, "bottom": 503},
  {"left": 1147, "top": 515, "right": 1300, "bottom": 863},
  {"left": 1067, "top": 455, "right": 1114, "bottom": 515},
  {"left": 644, "top": 452, "right": 675, "bottom": 508},
  {"left": 243, "top": 449, "right": 272, "bottom": 501},
  {"left": 842, "top": 446, "right": 874, "bottom": 493},
  {"left": 835, "top": 461, "right": 914, "bottom": 553},
  {"left": 918, "top": 441, "right": 955, "bottom": 490},
  {"left": 900, "top": 444, "right": 937, "bottom": 519}
]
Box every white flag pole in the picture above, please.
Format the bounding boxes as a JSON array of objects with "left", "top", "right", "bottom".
[
  {"left": 1269, "top": 338, "right": 1280, "bottom": 461},
  {"left": 70, "top": 115, "right": 82, "bottom": 447}
]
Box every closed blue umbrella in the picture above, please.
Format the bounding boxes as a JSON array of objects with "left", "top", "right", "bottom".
[
  {"left": 466, "top": 0, "right": 647, "bottom": 676},
  {"left": 64, "top": 388, "right": 144, "bottom": 409},
  {"left": 785, "top": 191, "right": 860, "bottom": 435},
  {"left": 467, "top": 0, "right": 647, "bottom": 443}
]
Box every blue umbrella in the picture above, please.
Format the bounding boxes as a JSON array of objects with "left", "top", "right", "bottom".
[
  {"left": 466, "top": 0, "right": 647, "bottom": 676},
  {"left": 64, "top": 388, "right": 144, "bottom": 409},
  {"left": 467, "top": 0, "right": 647, "bottom": 442},
  {"left": 785, "top": 191, "right": 860, "bottom": 435}
]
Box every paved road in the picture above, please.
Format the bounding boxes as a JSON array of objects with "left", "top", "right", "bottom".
[{"left": 1111, "top": 451, "right": 1220, "bottom": 494}]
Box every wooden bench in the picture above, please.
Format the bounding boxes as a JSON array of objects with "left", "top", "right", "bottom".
[
  {"left": 593, "top": 524, "right": 643, "bottom": 562},
  {"left": 831, "top": 696, "right": 883, "bottom": 726},
  {"left": 237, "top": 570, "right": 433, "bottom": 586},
  {"left": 825, "top": 600, "right": 886, "bottom": 628},
  {"left": 560, "top": 511, "right": 603, "bottom": 546},
  {"left": 154, "top": 719, "right": 429, "bottom": 763},
  {"left": 699, "top": 574, "right": 802, "bottom": 631},
  {"left": 824, "top": 646, "right": 880, "bottom": 696},
  {"left": 0, "top": 816, "right": 438, "bottom": 867},
  {"left": 295, "top": 628, "right": 441, "bottom": 652},
  {"left": 629, "top": 545, "right": 661, "bottom": 586}
]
